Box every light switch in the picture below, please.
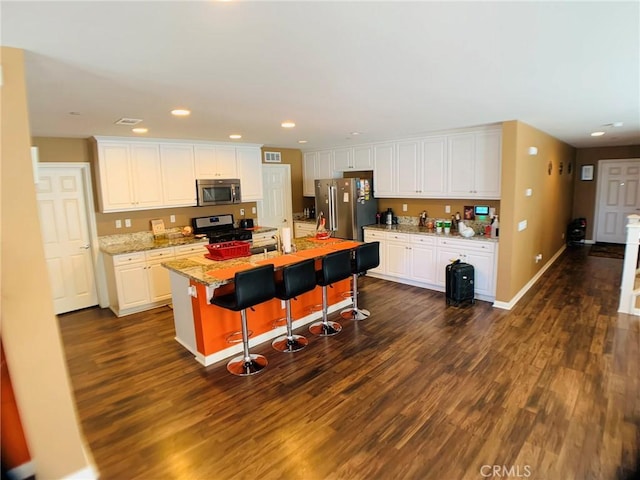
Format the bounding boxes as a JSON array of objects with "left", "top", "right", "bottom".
[
  {"left": 240, "top": 208, "right": 245, "bottom": 216},
  {"left": 252, "top": 207, "right": 256, "bottom": 214},
  {"left": 170, "top": 215, "right": 176, "bottom": 223},
  {"left": 445, "top": 205, "right": 451, "bottom": 213},
  {"left": 124, "top": 219, "right": 131, "bottom": 228},
  {"left": 525, "top": 188, "right": 533, "bottom": 197},
  {"left": 402, "top": 204, "right": 407, "bottom": 212},
  {"left": 518, "top": 220, "right": 527, "bottom": 231}
]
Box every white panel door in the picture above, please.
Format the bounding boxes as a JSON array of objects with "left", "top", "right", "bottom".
[
  {"left": 258, "top": 164, "right": 292, "bottom": 232},
  {"left": 37, "top": 166, "right": 98, "bottom": 314},
  {"left": 596, "top": 159, "right": 640, "bottom": 244}
]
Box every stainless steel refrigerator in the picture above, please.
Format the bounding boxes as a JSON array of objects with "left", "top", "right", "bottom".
[{"left": 314, "top": 178, "right": 377, "bottom": 241}]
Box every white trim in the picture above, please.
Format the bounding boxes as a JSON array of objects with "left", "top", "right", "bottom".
[
  {"left": 93, "top": 135, "right": 263, "bottom": 149},
  {"left": 195, "top": 298, "right": 351, "bottom": 367},
  {"left": 5, "top": 460, "right": 36, "bottom": 480},
  {"left": 62, "top": 465, "right": 99, "bottom": 480},
  {"left": 493, "top": 244, "right": 566, "bottom": 310}
]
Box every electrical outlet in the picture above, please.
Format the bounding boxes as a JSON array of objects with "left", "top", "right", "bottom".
[
  {"left": 240, "top": 208, "right": 245, "bottom": 216},
  {"left": 115, "top": 219, "right": 122, "bottom": 229},
  {"left": 252, "top": 207, "right": 256, "bottom": 214},
  {"left": 170, "top": 214, "right": 176, "bottom": 223},
  {"left": 124, "top": 219, "right": 131, "bottom": 228},
  {"left": 445, "top": 205, "right": 451, "bottom": 213},
  {"left": 402, "top": 204, "right": 407, "bottom": 212}
]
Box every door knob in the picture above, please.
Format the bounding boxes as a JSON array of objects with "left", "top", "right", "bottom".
[{"left": 80, "top": 244, "right": 90, "bottom": 249}]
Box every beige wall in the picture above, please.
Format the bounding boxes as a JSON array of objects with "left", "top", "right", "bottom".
[
  {"left": 376, "top": 198, "right": 501, "bottom": 221},
  {"left": 1, "top": 47, "right": 95, "bottom": 478},
  {"left": 496, "top": 120, "right": 575, "bottom": 302},
  {"left": 261, "top": 147, "right": 304, "bottom": 213},
  {"left": 573, "top": 145, "right": 640, "bottom": 239}
]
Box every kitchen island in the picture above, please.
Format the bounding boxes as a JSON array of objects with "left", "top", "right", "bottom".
[{"left": 162, "top": 237, "right": 359, "bottom": 366}]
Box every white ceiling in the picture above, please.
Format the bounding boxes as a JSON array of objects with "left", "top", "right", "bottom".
[{"left": 2, "top": 1, "right": 639, "bottom": 150}]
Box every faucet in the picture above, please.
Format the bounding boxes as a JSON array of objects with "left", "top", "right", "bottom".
[{"left": 272, "top": 234, "right": 282, "bottom": 253}]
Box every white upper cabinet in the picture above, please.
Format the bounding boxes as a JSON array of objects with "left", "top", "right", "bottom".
[
  {"left": 396, "top": 140, "right": 421, "bottom": 196},
  {"left": 373, "top": 143, "right": 395, "bottom": 197},
  {"left": 194, "top": 145, "right": 237, "bottom": 179},
  {"left": 421, "top": 136, "right": 447, "bottom": 196},
  {"left": 97, "top": 141, "right": 163, "bottom": 212},
  {"left": 332, "top": 145, "right": 373, "bottom": 171},
  {"left": 448, "top": 129, "right": 501, "bottom": 199},
  {"left": 372, "top": 127, "right": 501, "bottom": 199},
  {"left": 303, "top": 152, "right": 317, "bottom": 196},
  {"left": 302, "top": 150, "right": 339, "bottom": 196},
  {"left": 353, "top": 145, "right": 373, "bottom": 170},
  {"left": 95, "top": 137, "right": 262, "bottom": 212},
  {"left": 236, "top": 146, "right": 263, "bottom": 201},
  {"left": 159, "top": 144, "right": 196, "bottom": 207}
]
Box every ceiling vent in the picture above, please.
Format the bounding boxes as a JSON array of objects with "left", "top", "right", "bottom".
[
  {"left": 264, "top": 151, "right": 282, "bottom": 163},
  {"left": 114, "top": 117, "right": 143, "bottom": 126}
]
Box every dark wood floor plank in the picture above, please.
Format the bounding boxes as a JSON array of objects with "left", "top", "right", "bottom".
[{"left": 57, "top": 247, "right": 639, "bottom": 479}]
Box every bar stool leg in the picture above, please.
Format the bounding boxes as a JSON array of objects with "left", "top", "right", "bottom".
[
  {"left": 272, "top": 299, "right": 308, "bottom": 352},
  {"left": 341, "top": 273, "right": 370, "bottom": 321},
  {"left": 226, "top": 309, "right": 268, "bottom": 376},
  {"left": 309, "top": 286, "right": 342, "bottom": 336}
]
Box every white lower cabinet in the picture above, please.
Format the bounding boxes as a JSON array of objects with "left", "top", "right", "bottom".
[
  {"left": 104, "top": 241, "right": 208, "bottom": 316},
  {"left": 363, "top": 229, "right": 497, "bottom": 302},
  {"left": 294, "top": 221, "right": 316, "bottom": 238},
  {"left": 436, "top": 237, "right": 496, "bottom": 297},
  {"left": 363, "top": 230, "right": 386, "bottom": 274}
]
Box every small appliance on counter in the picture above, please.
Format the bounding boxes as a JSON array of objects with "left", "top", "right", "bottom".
[{"left": 239, "top": 218, "right": 254, "bottom": 229}]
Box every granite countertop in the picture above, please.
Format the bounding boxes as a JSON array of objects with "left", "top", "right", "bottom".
[
  {"left": 100, "top": 235, "right": 209, "bottom": 255},
  {"left": 363, "top": 224, "right": 499, "bottom": 243},
  {"left": 163, "top": 236, "right": 359, "bottom": 287}
]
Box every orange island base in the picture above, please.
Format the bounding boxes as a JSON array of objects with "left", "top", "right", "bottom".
[{"left": 162, "top": 237, "right": 361, "bottom": 367}]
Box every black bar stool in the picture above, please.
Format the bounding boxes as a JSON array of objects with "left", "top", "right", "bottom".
[
  {"left": 309, "top": 250, "right": 352, "bottom": 336},
  {"left": 341, "top": 242, "right": 380, "bottom": 321},
  {"left": 272, "top": 259, "right": 317, "bottom": 353},
  {"left": 211, "top": 264, "right": 275, "bottom": 376}
]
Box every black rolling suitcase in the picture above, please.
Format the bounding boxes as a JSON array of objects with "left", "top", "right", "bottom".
[{"left": 446, "top": 260, "right": 475, "bottom": 306}]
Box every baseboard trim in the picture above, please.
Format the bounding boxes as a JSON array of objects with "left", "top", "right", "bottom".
[
  {"left": 493, "top": 244, "right": 566, "bottom": 310},
  {"left": 6, "top": 461, "right": 36, "bottom": 480}
]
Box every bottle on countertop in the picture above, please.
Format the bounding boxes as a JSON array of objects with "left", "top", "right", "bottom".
[
  {"left": 385, "top": 208, "right": 393, "bottom": 225},
  {"left": 310, "top": 206, "right": 315, "bottom": 219},
  {"left": 491, "top": 215, "right": 499, "bottom": 238}
]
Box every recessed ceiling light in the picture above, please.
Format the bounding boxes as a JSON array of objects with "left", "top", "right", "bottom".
[
  {"left": 350, "top": 131, "right": 361, "bottom": 136},
  {"left": 281, "top": 121, "right": 296, "bottom": 128},
  {"left": 132, "top": 127, "right": 148, "bottom": 134},
  {"left": 171, "top": 109, "right": 191, "bottom": 117},
  {"left": 591, "top": 131, "right": 605, "bottom": 137},
  {"left": 298, "top": 140, "right": 308, "bottom": 144},
  {"left": 229, "top": 134, "right": 242, "bottom": 139}
]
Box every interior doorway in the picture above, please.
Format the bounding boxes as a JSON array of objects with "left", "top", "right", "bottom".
[
  {"left": 257, "top": 164, "right": 293, "bottom": 232},
  {"left": 36, "top": 163, "right": 101, "bottom": 314},
  {"left": 594, "top": 158, "right": 640, "bottom": 244}
]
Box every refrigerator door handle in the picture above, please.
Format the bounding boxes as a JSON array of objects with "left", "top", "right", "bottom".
[{"left": 329, "top": 185, "right": 338, "bottom": 231}]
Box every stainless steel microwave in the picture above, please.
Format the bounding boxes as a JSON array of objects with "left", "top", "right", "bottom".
[{"left": 196, "top": 179, "right": 241, "bottom": 206}]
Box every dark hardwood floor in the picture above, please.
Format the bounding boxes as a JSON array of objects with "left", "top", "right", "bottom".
[{"left": 59, "top": 246, "right": 639, "bottom": 480}]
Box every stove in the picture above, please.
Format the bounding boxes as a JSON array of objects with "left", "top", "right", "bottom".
[{"left": 192, "top": 214, "right": 252, "bottom": 244}]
